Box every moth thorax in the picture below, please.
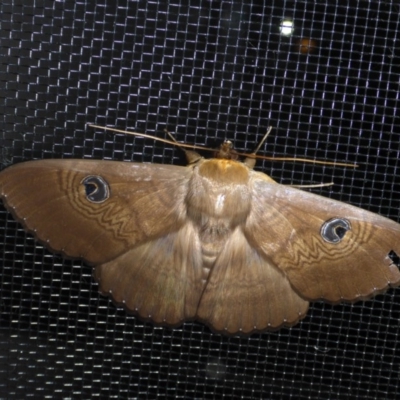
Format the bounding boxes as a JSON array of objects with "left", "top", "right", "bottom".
[
  {"left": 188, "top": 161, "right": 252, "bottom": 225},
  {"left": 197, "top": 159, "right": 250, "bottom": 184}
]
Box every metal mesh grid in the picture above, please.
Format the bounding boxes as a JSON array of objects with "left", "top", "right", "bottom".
[{"left": 1, "top": 1, "right": 400, "bottom": 398}]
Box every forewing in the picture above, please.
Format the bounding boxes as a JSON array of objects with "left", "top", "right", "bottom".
[
  {"left": 245, "top": 172, "right": 400, "bottom": 302},
  {"left": 0, "top": 159, "right": 191, "bottom": 264}
]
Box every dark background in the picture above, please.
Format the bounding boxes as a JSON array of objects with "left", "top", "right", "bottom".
[{"left": 1, "top": 1, "right": 400, "bottom": 399}]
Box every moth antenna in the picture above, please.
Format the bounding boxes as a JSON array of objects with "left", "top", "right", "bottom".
[
  {"left": 162, "top": 129, "right": 204, "bottom": 164},
  {"left": 89, "top": 124, "right": 357, "bottom": 168},
  {"left": 240, "top": 127, "right": 357, "bottom": 168},
  {"left": 88, "top": 124, "right": 217, "bottom": 153},
  {"left": 163, "top": 129, "right": 179, "bottom": 144},
  {"left": 251, "top": 156, "right": 358, "bottom": 168},
  {"left": 289, "top": 182, "right": 334, "bottom": 189},
  {"left": 252, "top": 126, "right": 274, "bottom": 155},
  {"left": 243, "top": 126, "right": 273, "bottom": 169}
]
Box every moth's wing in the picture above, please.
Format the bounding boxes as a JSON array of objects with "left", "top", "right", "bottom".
[
  {"left": 0, "top": 159, "right": 191, "bottom": 264},
  {"left": 245, "top": 172, "right": 400, "bottom": 303},
  {"left": 0, "top": 159, "right": 207, "bottom": 324},
  {"left": 94, "top": 221, "right": 205, "bottom": 325},
  {"left": 196, "top": 228, "right": 309, "bottom": 335}
]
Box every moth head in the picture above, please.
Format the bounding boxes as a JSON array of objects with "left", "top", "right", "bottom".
[
  {"left": 320, "top": 217, "right": 351, "bottom": 243},
  {"left": 214, "top": 140, "right": 239, "bottom": 161}
]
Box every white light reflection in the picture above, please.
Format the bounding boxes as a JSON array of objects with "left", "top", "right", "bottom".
[{"left": 280, "top": 19, "right": 294, "bottom": 36}]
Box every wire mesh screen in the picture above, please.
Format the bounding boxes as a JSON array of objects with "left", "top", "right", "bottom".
[{"left": 1, "top": 1, "right": 400, "bottom": 399}]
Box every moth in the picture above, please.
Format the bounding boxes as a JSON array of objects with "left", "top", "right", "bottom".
[{"left": 0, "top": 128, "right": 399, "bottom": 335}]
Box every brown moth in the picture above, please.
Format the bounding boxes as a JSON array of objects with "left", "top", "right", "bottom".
[{"left": 0, "top": 131, "right": 399, "bottom": 335}]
